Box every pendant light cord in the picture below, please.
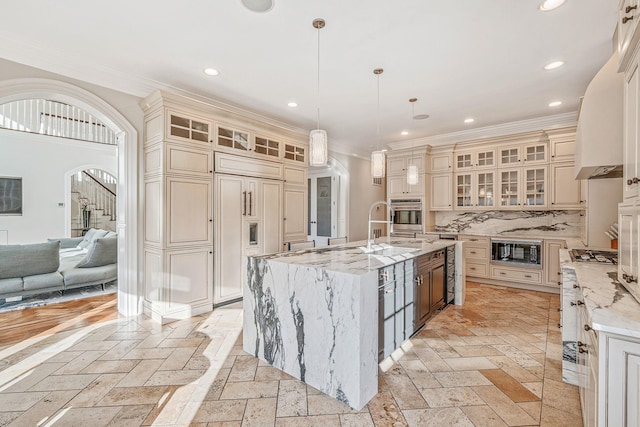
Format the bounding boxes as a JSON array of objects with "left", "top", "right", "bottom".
[
  {"left": 316, "top": 25, "right": 321, "bottom": 130},
  {"left": 376, "top": 73, "right": 380, "bottom": 151}
]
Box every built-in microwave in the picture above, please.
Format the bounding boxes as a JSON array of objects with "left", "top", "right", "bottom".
[
  {"left": 490, "top": 239, "right": 542, "bottom": 269},
  {"left": 390, "top": 199, "right": 422, "bottom": 232}
]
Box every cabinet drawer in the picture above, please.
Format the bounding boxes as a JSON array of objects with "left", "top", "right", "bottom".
[
  {"left": 459, "top": 235, "right": 490, "bottom": 246},
  {"left": 167, "top": 144, "right": 213, "bottom": 177},
  {"left": 215, "top": 152, "right": 283, "bottom": 180},
  {"left": 464, "top": 246, "right": 488, "bottom": 260},
  {"left": 491, "top": 266, "right": 541, "bottom": 284},
  {"left": 466, "top": 262, "right": 488, "bottom": 278}
]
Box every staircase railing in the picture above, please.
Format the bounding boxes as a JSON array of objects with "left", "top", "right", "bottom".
[{"left": 71, "top": 171, "right": 116, "bottom": 222}]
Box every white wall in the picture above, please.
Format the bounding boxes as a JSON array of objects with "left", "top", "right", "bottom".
[
  {"left": 0, "top": 129, "right": 116, "bottom": 243},
  {"left": 330, "top": 152, "right": 386, "bottom": 241}
]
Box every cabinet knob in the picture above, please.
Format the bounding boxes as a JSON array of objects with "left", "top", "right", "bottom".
[
  {"left": 627, "top": 5, "right": 637, "bottom": 12},
  {"left": 551, "top": 155, "right": 555, "bottom": 158},
  {"left": 577, "top": 300, "right": 584, "bottom": 305},
  {"left": 283, "top": 217, "right": 287, "bottom": 221},
  {"left": 209, "top": 219, "right": 213, "bottom": 222},
  {"left": 584, "top": 324, "right": 592, "bottom": 331},
  {"left": 634, "top": 177, "right": 640, "bottom": 184},
  {"left": 624, "top": 15, "right": 635, "bottom": 24},
  {"left": 578, "top": 347, "right": 588, "bottom": 354},
  {"left": 577, "top": 341, "right": 585, "bottom": 347},
  {"left": 209, "top": 251, "right": 213, "bottom": 254},
  {"left": 573, "top": 284, "right": 578, "bottom": 288},
  {"left": 570, "top": 301, "right": 577, "bottom": 306}
]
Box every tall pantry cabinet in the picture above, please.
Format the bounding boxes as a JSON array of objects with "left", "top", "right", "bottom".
[{"left": 141, "top": 91, "right": 307, "bottom": 323}]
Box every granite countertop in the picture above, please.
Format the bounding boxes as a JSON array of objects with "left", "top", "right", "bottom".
[
  {"left": 251, "top": 238, "right": 457, "bottom": 276},
  {"left": 560, "top": 249, "right": 640, "bottom": 339}
]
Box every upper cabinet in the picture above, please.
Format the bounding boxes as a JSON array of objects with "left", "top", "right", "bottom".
[
  {"left": 430, "top": 150, "right": 453, "bottom": 173},
  {"left": 498, "top": 143, "right": 547, "bottom": 167},
  {"left": 167, "top": 110, "right": 213, "bottom": 146},
  {"left": 497, "top": 166, "right": 548, "bottom": 209},
  {"left": 387, "top": 150, "right": 426, "bottom": 198},
  {"left": 454, "top": 171, "right": 496, "bottom": 209},
  {"left": 454, "top": 148, "right": 496, "bottom": 171},
  {"left": 388, "top": 154, "right": 425, "bottom": 175},
  {"left": 618, "top": 0, "right": 640, "bottom": 71}
]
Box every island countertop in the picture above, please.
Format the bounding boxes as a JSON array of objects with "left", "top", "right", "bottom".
[{"left": 251, "top": 237, "right": 456, "bottom": 276}]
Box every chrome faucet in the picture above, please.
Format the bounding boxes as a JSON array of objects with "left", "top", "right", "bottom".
[{"left": 367, "top": 201, "right": 395, "bottom": 249}]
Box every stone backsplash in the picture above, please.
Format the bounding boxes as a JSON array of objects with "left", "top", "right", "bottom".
[{"left": 435, "top": 210, "right": 582, "bottom": 238}]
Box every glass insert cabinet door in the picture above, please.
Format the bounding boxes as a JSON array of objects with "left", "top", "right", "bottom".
[
  {"left": 476, "top": 150, "right": 495, "bottom": 168},
  {"left": 456, "top": 174, "right": 472, "bottom": 207},
  {"left": 500, "top": 170, "right": 519, "bottom": 207},
  {"left": 525, "top": 144, "right": 546, "bottom": 163},
  {"left": 524, "top": 167, "right": 546, "bottom": 206},
  {"left": 500, "top": 148, "right": 520, "bottom": 166},
  {"left": 476, "top": 172, "right": 494, "bottom": 207},
  {"left": 456, "top": 153, "right": 472, "bottom": 169}
]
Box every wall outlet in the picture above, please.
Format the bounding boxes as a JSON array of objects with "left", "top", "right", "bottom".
[{"left": 58, "top": 202, "right": 64, "bottom": 207}]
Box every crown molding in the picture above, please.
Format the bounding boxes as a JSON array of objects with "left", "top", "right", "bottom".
[{"left": 387, "top": 112, "right": 578, "bottom": 150}]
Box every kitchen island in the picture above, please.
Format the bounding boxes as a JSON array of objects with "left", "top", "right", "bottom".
[{"left": 242, "top": 237, "right": 463, "bottom": 410}]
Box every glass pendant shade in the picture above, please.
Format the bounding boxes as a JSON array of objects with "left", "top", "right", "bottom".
[
  {"left": 406, "top": 164, "right": 418, "bottom": 185},
  {"left": 371, "top": 150, "right": 386, "bottom": 178},
  {"left": 309, "top": 129, "right": 328, "bottom": 166}
]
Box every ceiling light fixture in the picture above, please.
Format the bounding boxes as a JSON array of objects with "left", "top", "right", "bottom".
[
  {"left": 413, "top": 114, "right": 430, "bottom": 120},
  {"left": 309, "top": 18, "right": 328, "bottom": 167},
  {"left": 406, "top": 98, "right": 419, "bottom": 186},
  {"left": 549, "top": 100, "right": 562, "bottom": 107},
  {"left": 371, "top": 68, "right": 386, "bottom": 178},
  {"left": 464, "top": 118, "right": 475, "bottom": 124},
  {"left": 287, "top": 102, "right": 298, "bottom": 107},
  {"left": 401, "top": 131, "right": 409, "bottom": 136},
  {"left": 241, "top": 0, "right": 275, "bottom": 13},
  {"left": 203, "top": 68, "right": 220, "bottom": 76},
  {"left": 544, "top": 61, "right": 565, "bottom": 70},
  {"left": 538, "top": 0, "right": 567, "bottom": 11}
]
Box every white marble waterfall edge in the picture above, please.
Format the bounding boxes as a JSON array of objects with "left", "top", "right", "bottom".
[{"left": 243, "top": 257, "right": 378, "bottom": 410}]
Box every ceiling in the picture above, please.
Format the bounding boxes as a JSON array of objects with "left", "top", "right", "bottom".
[{"left": 0, "top": 0, "right": 618, "bottom": 156}]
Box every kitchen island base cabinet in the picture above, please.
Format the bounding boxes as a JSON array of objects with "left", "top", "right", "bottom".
[{"left": 244, "top": 257, "right": 379, "bottom": 411}]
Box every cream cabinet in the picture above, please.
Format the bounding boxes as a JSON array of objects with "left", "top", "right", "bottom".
[
  {"left": 454, "top": 148, "right": 496, "bottom": 171},
  {"left": 388, "top": 154, "right": 425, "bottom": 175},
  {"left": 389, "top": 173, "right": 425, "bottom": 197},
  {"left": 550, "top": 162, "right": 582, "bottom": 209},
  {"left": 460, "top": 235, "right": 490, "bottom": 279},
  {"left": 624, "top": 57, "right": 640, "bottom": 200},
  {"left": 430, "top": 173, "right": 452, "bottom": 210},
  {"left": 547, "top": 128, "right": 576, "bottom": 163},
  {"left": 497, "top": 166, "right": 547, "bottom": 209},
  {"left": 429, "top": 150, "right": 453, "bottom": 173},
  {"left": 282, "top": 142, "right": 307, "bottom": 165},
  {"left": 166, "top": 177, "right": 213, "bottom": 247},
  {"left": 606, "top": 334, "right": 640, "bottom": 426},
  {"left": 618, "top": 0, "right": 640, "bottom": 71},
  {"left": 544, "top": 239, "right": 564, "bottom": 288},
  {"left": 619, "top": 203, "right": 639, "bottom": 290},
  {"left": 166, "top": 144, "right": 213, "bottom": 178},
  {"left": 283, "top": 165, "right": 308, "bottom": 247},
  {"left": 214, "top": 173, "right": 283, "bottom": 305},
  {"left": 454, "top": 171, "right": 495, "bottom": 209},
  {"left": 498, "top": 143, "right": 547, "bottom": 167},
  {"left": 166, "top": 110, "right": 213, "bottom": 146}
]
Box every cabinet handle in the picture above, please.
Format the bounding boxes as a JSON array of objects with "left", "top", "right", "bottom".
[
  {"left": 570, "top": 301, "right": 577, "bottom": 306},
  {"left": 577, "top": 341, "right": 585, "bottom": 347},
  {"left": 557, "top": 272, "right": 562, "bottom": 276},
  {"left": 573, "top": 284, "right": 578, "bottom": 288},
  {"left": 249, "top": 191, "right": 253, "bottom": 216},
  {"left": 624, "top": 15, "right": 634, "bottom": 24},
  {"left": 578, "top": 347, "right": 588, "bottom": 354},
  {"left": 627, "top": 5, "right": 637, "bottom": 12},
  {"left": 242, "top": 191, "right": 247, "bottom": 216},
  {"left": 557, "top": 281, "right": 562, "bottom": 285},
  {"left": 470, "top": 251, "right": 477, "bottom": 254},
  {"left": 470, "top": 267, "right": 476, "bottom": 271},
  {"left": 385, "top": 289, "right": 394, "bottom": 294},
  {"left": 524, "top": 274, "right": 532, "bottom": 278},
  {"left": 499, "top": 272, "right": 506, "bottom": 275},
  {"left": 634, "top": 177, "right": 640, "bottom": 184},
  {"left": 584, "top": 324, "right": 592, "bottom": 331},
  {"left": 576, "top": 300, "right": 584, "bottom": 305}
]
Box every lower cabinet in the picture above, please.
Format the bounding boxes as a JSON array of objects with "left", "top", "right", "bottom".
[{"left": 378, "top": 260, "right": 415, "bottom": 361}]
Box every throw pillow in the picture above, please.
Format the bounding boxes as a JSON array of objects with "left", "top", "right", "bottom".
[
  {"left": 76, "top": 237, "right": 117, "bottom": 268},
  {"left": 0, "top": 241, "right": 60, "bottom": 279},
  {"left": 78, "top": 229, "right": 109, "bottom": 249}
]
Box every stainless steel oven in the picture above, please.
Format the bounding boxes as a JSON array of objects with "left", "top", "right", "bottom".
[
  {"left": 490, "top": 239, "right": 542, "bottom": 269},
  {"left": 390, "top": 199, "right": 422, "bottom": 233}
]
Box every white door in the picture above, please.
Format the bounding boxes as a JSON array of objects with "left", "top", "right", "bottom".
[{"left": 308, "top": 174, "right": 337, "bottom": 246}]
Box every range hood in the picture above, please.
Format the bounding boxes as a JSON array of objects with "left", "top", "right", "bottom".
[{"left": 575, "top": 53, "right": 623, "bottom": 180}]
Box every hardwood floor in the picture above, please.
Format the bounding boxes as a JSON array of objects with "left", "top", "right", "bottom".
[{"left": 0, "top": 294, "right": 118, "bottom": 349}]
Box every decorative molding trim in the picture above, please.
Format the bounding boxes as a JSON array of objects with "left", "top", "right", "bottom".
[
  {"left": 387, "top": 112, "right": 578, "bottom": 150},
  {"left": 0, "top": 78, "right": 141, "bottom": 317}
]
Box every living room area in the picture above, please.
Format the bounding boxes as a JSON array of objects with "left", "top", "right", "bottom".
[{"left": 0, "top": 98, "right": 119, "bottom": 312}]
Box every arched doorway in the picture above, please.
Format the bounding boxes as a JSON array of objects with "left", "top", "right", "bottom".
[{"left": 0, "top": 78, "right": 140, "bottom": 316}]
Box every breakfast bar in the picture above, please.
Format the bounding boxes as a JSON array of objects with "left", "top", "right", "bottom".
[{"left": 242, "top": 238, "right": 463, "bottom": 410}]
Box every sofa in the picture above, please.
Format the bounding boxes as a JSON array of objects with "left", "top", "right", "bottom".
[{"left": 0, "top": 228, "right": 117, "bottom": 300}]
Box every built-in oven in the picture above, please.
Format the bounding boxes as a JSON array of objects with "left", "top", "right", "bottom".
[
  {"left": 390, "top": 199, "right": 422, "bottom": 233},
  {"left": 490, "top": 239, "right": 542, "bottom": 269}
]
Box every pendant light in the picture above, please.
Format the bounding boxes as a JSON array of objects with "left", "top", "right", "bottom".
[
  {"left": 371, "top": 68, "right": 386, "bottom": 178},
  {"left": 309, "top": 18, "right": 328, "bottom": 167},
  {"left": 406, "top": 98, "right": 419, "bottom": 185}
]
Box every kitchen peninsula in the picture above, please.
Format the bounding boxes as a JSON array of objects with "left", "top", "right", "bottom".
[{"left": 242, "top": 238, "right": 463, "bottom": 410}]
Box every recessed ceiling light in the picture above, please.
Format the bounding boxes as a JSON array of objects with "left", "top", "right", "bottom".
[
  {"left": 401, "top": 131, "right": 409, "bottom": 136},
  {"left": 538, "top": 0, "right": 566, "bottom": 11},
  {"left": 544, "top": 61, "right": 565, "bottom": 70},
  {"left": 203, "top": 68, "right": 220, "bottom": 76},
  {"left": 464, "top": 118, "right": 475, "bottom": 124},
  {"left": 549, "top": 101, "right": 562, "bottom": 107},
  {"left": 413, "top": 114, "right": 430, "bottom": 120},
  {"left": 287, "top": 102, "right": 298, "bottom": 107},
  {"left": 381, "top": 149, "right": 388, "bottom": 152}
]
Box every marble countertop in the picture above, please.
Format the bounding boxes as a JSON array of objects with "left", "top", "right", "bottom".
[
  {"left": 560, "top": 249, "right": 640, "bottom": 339},
  {"left": 252, "top": 238, "right": 457, "bottom": 276},
  {"left": 426, "top": 231, "right": 573, "bottom": 241}
]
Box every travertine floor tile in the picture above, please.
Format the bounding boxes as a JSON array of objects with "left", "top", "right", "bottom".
[
  {"left": 479, "top": 369, "right": 540, "bottom": 402},
  {"left": 461, "top": 405, "right": 508, "bottom": 427},
  {"left": 227, "top": 355, "right": 258, "bottom": 382},
  {"left": 432, "top": 370, "right": 493, "bottom": 387},
  {"left": 30, "top": 373, "right": 99, "bottom": 391},
  {"left": 68, "top": 373, "right": 126, "bottom": 407},
  {"left": 379, "top": 366, "right": 428, "bottom": 409},
  {"left": 540, "top": 378, "right": 582, "bottom": 416},
  {"left": 106, "top": 404, "right": 154, "bottom": 427},
  {"left": 307, "top": 392, "right": 361, "bottom": 415},
  {"left": 276, "top": 379, "right": 307, "bottom": 418},
  {"left": 419, "top": 386, "right": 484, "bottom": 407},
  {"left": 443, "top": 356, "right": 498, "bottom": 371},
  {"left": 275, "top": 414, "right": 340, "bottom": 426},
  {"left": 402, "top": 407, "right": 475, "bottom": 427},
  {"left": 98, "top": 385, "right": 170, "bottom": 406},
  {"left": 366, "top": 391, "right": 407, "bottom": 427},
  {"left": 243, "top": 397, "right": 277, "bottom": 427},
  {"left": 540, "top": 404, "right": 583, "bottom": 426},
  {"left": 340, "top": 413, "right": 375, "bottom": 427},
  {"left": 56, "top": 405, "right": 122, "bottom": 425},
  {"left": 472, "top": 385, "right": 538, "bottom": 426},
  {"left": 0, "top": 391, "right": 49, "bottom": 412},
  {"left": 192, "top": 399, "right": 247, "bottom": 423},
  {"left": 219, "top": 380, "right": 279, "bottom": 399}
]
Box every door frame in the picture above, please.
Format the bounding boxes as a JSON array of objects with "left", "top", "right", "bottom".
[{"left": 0, "top": 78, "right": 141, "bottom": 316}]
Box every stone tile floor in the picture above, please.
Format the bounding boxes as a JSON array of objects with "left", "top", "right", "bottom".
[{"left": 0, "top": 282, "right": 582, "bottom": 426}]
